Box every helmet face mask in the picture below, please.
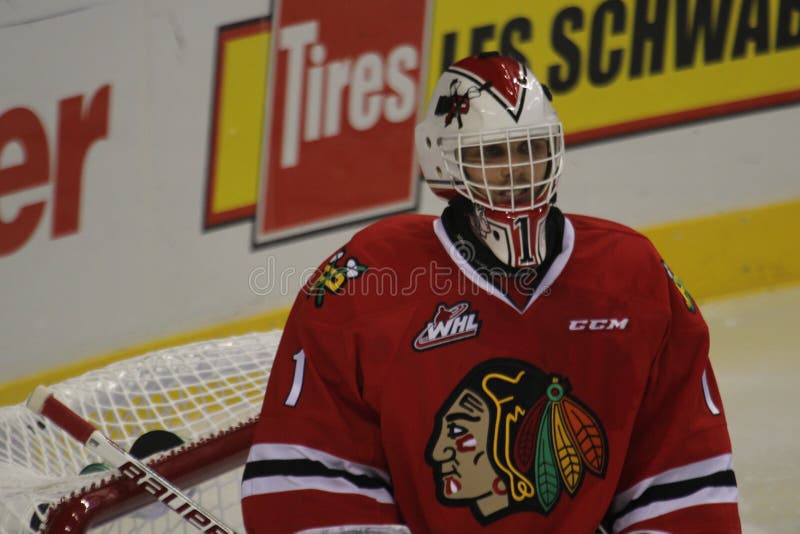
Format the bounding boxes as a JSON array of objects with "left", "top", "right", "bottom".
[
  {"left": 416, "top": 54, "right": 565, "bottom": 268},
  {"left": 441, "top": 125, "right": 563, "bottom": 213}
]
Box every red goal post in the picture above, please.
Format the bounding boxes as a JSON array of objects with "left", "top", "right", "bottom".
[{"left": 0, "top": 331, "right": 281, "bottom": 533}]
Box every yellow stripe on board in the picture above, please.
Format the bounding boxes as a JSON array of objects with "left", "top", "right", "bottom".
[
  {"left": 644, "top": 198, "right": 800, "bottom": 301},
  {"left": 1, "top": 199, "right": 798, "bottom": 405}
]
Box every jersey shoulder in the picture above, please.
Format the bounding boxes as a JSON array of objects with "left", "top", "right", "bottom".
[
  {"left": 566, "top": 213, "right": 648, "bottom": 240},
  {"left": 566, "top": 212, "right": 660, "bottom": 261},
  {"left": 347, "top": 213, "right": 440, "bottom": 265},
  {"left": 351, "top": 213, "right": 438, "bottom": 243},
  {"left": 566, "top": 213, "right": 702, "bottom": 322},
  {"left": 297, "top": 214, "right": 440, "bottom": 322},
  {"left": 565, "top": 213, "right": 673, "bottom": 306}
]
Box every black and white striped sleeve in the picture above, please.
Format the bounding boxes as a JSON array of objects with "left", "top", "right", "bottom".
[
  {"left": 242, "top": 443, "right": 395, "bottom": 505},
  {"left": 608, "top": 453, "right": 738, "bottom": 532}
]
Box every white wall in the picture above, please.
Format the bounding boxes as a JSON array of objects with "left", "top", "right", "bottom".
[
  {"left": 558, "top": 105, "right": 800, "bottom": 228},
  {"left": 1, "top": 0, "right": 798, "bottom": 382}
]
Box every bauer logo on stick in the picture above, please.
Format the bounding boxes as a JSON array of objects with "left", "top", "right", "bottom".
[
  {"left": 25, "top": 386, "right": 237, "bottom": 534},
  {"left": 119, "top": 462, "right": 230, "bottom": 533}
]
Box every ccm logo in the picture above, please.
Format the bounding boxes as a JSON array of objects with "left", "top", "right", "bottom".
[
  {"left": 569, "top": 318, "right": 629, "bottom": 331},
  {"left": 119, "top": 462, "right": 230, "bottom": 533}
]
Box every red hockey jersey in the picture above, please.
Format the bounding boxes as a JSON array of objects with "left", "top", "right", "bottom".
[{"left": 241, "top": 214, "right": 741, "bottom": 533}]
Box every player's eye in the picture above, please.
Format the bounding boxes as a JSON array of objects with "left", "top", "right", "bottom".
[
  {"left": 482, "top": 144, "right": 504, "bottom": 159},
  {"left": 530, "top": 139, "right": 548, "bottom": 157},
  {"left": 447, "top": 423, "right": 467, "bottom": 439},
  {"left": 460, "top": 146, "right": 482, "bottom": 162}
]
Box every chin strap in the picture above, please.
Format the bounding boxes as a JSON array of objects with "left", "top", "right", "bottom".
[
  {"left": 468, "top": 205, "right": 550, "bottom": 268},
  {"left": 441, "top": 197, "right": 518, "bottom": 275},
  {"left": 440, "top": 197, "right": 565, "bottom": 272}
]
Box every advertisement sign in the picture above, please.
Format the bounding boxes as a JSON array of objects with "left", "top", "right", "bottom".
[
  {"left": 0, "top": 86, "right": 110, "bottom": 256},
  {"left": 254, "top": 0, "right": 429, "bottom": 244},
  {"left": 425, "top": 0, "right": 800, "bottom": 142}
]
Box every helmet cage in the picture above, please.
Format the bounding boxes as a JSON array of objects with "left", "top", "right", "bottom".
[{"left": 437, "top": 123, "right": 564, "bottom": 213}]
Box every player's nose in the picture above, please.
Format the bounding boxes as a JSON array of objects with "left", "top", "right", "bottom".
[{"left": 503, "top": 163, "right": 529, "bottom": 183}]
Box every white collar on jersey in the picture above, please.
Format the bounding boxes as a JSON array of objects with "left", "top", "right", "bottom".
[{"left": 432, "top": 216, "right": 575, "bottom": 314}]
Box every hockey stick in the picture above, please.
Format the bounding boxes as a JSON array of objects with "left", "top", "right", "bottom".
[{"left": 26, "top": 385, "right": 237, "bottom": 534}]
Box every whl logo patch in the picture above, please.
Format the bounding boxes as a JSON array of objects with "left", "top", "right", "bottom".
[{"left": 414, "top": 302, "right": 481, "bottom": 351}]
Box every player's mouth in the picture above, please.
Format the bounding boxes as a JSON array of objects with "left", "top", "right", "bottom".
[
  {"left": 443, "top": 476, "right": 461, "bottom": 496},
  {"left": 494, "top": 190, "right": 532, "bottom": 207}
]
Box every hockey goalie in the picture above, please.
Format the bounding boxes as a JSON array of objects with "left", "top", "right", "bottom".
[{"left": 240, "top": 53, "right": 741, "bottom": 533}]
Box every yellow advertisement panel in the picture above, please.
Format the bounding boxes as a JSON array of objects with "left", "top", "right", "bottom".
[
  {"left": 206, "top": 18, "right": 270, "bottom": 227},
  {"left": 427, "top": 0, "right": 800, "bottom": 142}
]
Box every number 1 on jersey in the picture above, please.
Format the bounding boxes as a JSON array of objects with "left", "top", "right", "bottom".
[
  {"left": 284, "top": 349, "right": 306, "bottom": 407},
  {"left": 513, "top": 215, "right": 535, "bottom": 265}
]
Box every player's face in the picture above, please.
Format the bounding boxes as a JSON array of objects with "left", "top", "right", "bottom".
[
  {"left": 429, "top": 389, "right": 499, "bottom": 501},
  {"left": 460, "top": 138, "right": 549, "bottom": 208}
]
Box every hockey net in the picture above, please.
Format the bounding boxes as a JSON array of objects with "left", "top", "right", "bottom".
[{"left": 0, "top": 331, "right": 282, "bottom": 533}]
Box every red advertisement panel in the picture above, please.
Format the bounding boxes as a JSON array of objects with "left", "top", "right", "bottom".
[{"left": 255, "top": 0, "right": 429, "bottom": 244}]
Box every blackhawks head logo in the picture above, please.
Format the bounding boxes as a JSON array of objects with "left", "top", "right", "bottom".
[{"left": 425, "top": 359, "right": 608, "bottom": 524}]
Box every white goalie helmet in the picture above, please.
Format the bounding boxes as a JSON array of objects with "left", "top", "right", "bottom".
[{"left": 415, "top": 52, "right": 564, "bottom": 268}]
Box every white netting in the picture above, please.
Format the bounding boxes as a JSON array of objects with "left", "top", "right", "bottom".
[{"left": 0, "top": 331, "right": 282, "bottom": 533}]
